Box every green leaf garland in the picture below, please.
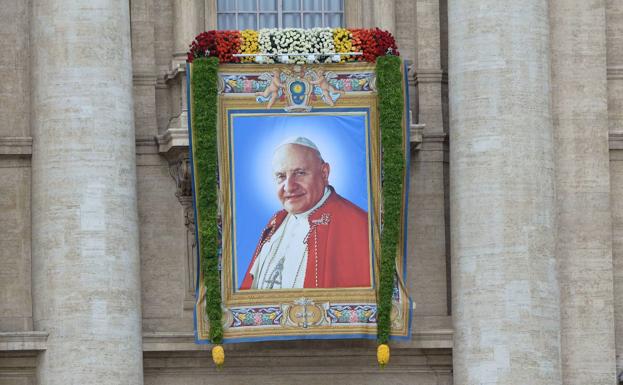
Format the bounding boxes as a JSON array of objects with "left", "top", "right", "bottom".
[
  {"left": 191, "top": 57, "right": 223, "bottom": 344},
  {"left": 375, "top": 55, "right": 405, "bottom": 344}
]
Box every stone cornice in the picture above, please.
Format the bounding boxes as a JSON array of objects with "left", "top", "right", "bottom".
[
  {"left": 414, "top": 68, "right": 448, "bottom": 84},
  {"left": 410, "top": 123, "right": 425, "bottom": 149},
  {"left": 0, "top": 136, "right": 32, "bottom": 155},
  {"left": 164, "top": 54, "right": 188, "bottom": 83},
  {"left": 0, "top": 332, "right": 47, "bottom": 352},
  {"left": 0, "top": 134, "right": 192, "bottom": 157},
  {"left": 142, "top": 326, "right": 453, "bottom": 352},
  {"left": 143, "top": 344, "right": 452, "bottom": 375},
  {"left": 143, "top": 332, "right": 209, "bottom": 352},
  {"left": 422, "top": 132, "right": 448, "bottom": 143},
  {"left": 608, "top": 66, "right": 623, "bottom": 80},
  {"left": 610, "top": 132, "right": 623, "bottom": 150},
  {"left": 155, "top": 128, "right": 190, "bottom": 162},
  {"left": 0, "top": 129, "right": 440, "bottom": 157},
  {"left": 133, "top": 73, "right": 158, "bottom": 87}
]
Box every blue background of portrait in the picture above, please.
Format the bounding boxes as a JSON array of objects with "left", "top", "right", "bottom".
[{"left": 229, "top": 110, "right": 371, "bottom": 289}]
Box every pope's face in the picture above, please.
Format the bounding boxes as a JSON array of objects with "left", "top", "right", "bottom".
[{"left": 272, "top": 144, "right": 330, "bottom": 214}]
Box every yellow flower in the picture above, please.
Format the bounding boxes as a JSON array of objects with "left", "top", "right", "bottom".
[
  {"left": 212, "top": 345, "right": 225, "bottom": 367},
  {"left": 377, "top": 344, "right": 390, "bottom": 367},
  {"left": 333, "top": 28, "right": 353, "bottom": 62},
  {"left": 240, "top": 29, "right": 259, "bottom": 62}
]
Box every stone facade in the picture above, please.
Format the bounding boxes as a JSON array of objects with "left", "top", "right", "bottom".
[{"left": 0, "top": 0, "right": 620, "bottom": 384}]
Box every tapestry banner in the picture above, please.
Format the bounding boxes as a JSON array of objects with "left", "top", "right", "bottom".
[{"left": 191, "top": 62, "right": 412, "bottom": 343}]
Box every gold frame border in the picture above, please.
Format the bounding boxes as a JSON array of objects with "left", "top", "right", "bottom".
[{"left": 219, "top": 95, "right": 381, "bottom": 305}]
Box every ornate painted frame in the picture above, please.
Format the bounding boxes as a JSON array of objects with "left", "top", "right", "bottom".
[{"left": 193, "top": 62, "right": 411, "bottom": 343}]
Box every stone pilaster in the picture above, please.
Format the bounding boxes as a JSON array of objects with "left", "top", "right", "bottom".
[
  {"left": 607, "top": 0, "right": 623, "bottom": 135},
  {"left": 607, "top": 0, "right": 623, "bottom": 379},
  {"left": 449, "top": 1, "right": 561, "bottom": 384},
  {"left": 407, "top": 0, "right": 450, "bottom": 319},
  {"left": 30, "top": 1, "right": 143, "bottom": 384},
  {"left": 550, "top": 1, "right": 616, "bottom": 384},
  {"left": 395, "top": 0, "right": 417, "bottom": 114},
  {"left": 174, "top": 0, "right": 205, "bottom": 56},
  {"left": 416, "top": 0, "right": 445, "bottom": 133},
  {"left": 372, "top": 0, "right": 396, "bottom": 35},
  {"left": 166, "top": 0, "right": 205, "bottom": 135}
]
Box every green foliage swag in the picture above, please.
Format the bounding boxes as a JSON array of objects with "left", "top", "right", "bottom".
[
  {"left": 191, "top": 57, "right": 223, "bottom": 344},
  {"left": 191, "top": 56, "right": 405, "bottom": 346},
  {"left": 375, "top": 55, "right": 404, "bottom": 344}
]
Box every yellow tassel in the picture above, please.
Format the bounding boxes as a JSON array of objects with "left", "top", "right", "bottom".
[
  {"left": 212, "top": 345, "right": 225, "bottom": 368},
  {"left": 377, "top": 344, "right": 390, "bottom": 367}
]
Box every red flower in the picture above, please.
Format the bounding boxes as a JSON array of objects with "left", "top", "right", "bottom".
[
  {"left": 350, "top": 28, "right": 399, "bottom": 62},
  {"left": 187, "top": 30, "right": 241, "bottom": 63}
]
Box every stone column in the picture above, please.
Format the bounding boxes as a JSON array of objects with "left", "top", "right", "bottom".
[
  {"left": 30, "top": 1, "right": 143, "bottom": 384},
  {"left": 372, "top": 0, "right": 396, "bottom": 35},
  {"left": 449, "top": 1, "right": 561, "bottom": 384},
  {"left": 550, "top": 1, "right": 616, "bottom": 384}
]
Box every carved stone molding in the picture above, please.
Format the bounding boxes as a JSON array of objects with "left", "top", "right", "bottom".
[
  {"left": 0, "top": 332, "right": 47, "bottom": 352},
  {"left": 142, "top": 327, "right": 453, "bottom": 351},
  {"left": 608, "top": 66, "right": 623, "bottom": 80},
  {"left": 164, "top": 55, "right": 188, "bottom": 83},
  {"left": 610, "top": 132, "right": 623, "bottom": 150},
  {"left": 0, "top": 136, "right": 32, "bottom": 155},
  {"left": 410, "top": 117, "right": 425, "bottom": 150},
  {"left": 414, "top": 68, "right": 448, "bottom": 84},
  {"left": 169, "top": 156, "right": 193, "bottom": 199}
]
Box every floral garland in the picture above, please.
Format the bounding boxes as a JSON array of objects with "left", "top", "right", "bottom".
[{"left": 187, "top": 27, "right": 398, "bottom": 63}]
